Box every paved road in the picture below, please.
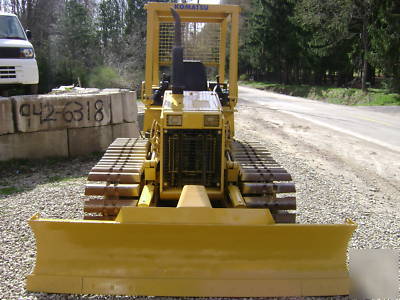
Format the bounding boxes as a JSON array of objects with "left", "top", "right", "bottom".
[{"left": 239, "top": 86, "right": 400, "bottom": 152}]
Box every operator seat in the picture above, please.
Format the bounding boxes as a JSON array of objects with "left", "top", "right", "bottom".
[{"left": 183, "top": 61, "right": 208, "bottom": 91}]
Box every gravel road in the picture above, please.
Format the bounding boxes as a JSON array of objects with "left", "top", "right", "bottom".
[{"left": 0, "top": 90, "right": 399, "bottom": 299}]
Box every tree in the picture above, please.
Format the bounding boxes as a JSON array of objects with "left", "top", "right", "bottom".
[
  {"left": 294, "top": 0, "right": 356, "bottom": 86},
  {"left": 123, "top": 0, "right": 176, "bottom": 88},
  {"left": 98, "top": 0, "right": 125, "bottom": 49},
  {"left": 56, "top": 0, "right": 100, "bottom": 86},
  {"left": 369, "top": 0, "right": 400, "bottom": 92},
  {"left": 98, "top": 0, "right": 125, "bottom": 63},
  {"left": 241, "top": 0, "right": 304, "bottom": 83},
  {"left": 294, "top": 0, "right": 393, "bottom": 91}
]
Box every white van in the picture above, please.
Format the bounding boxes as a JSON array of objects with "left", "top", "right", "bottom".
[{"left": 0, "top": 12, "right": 39, "bottom": 94}]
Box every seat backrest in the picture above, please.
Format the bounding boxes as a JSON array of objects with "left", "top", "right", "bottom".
[{"left": 183, "top": 61, "right": 208, "bottom": 91}]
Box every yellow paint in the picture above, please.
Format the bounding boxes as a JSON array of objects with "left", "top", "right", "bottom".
[
  {"left": 162, "top": 112, "right": 222, "bottom": 129},
  {"left": 171, "top": 93, "right": 183, "bottom": 110},
  {"left": 144, "top": 7, "right": 155, "bottom": 106},
  {"left": 144, "top": 160, "right": 157, "bottom": 181},
  {"left": 143, "top": 2, "right": 240, "bottom": 109},
  {"left": 141, "top": 81, "right": 146, "bottom": 105},
  {"left": 160, "top": 187, "right": 224, "bottom": 201},
  {"left": 228, "top": 184, "right": 246, "bottom": 208},
  {"left": 143, "top": 107, "right": 161, "bottom": 132},
  {"left": 27, "top": 3, "right": 358, "bottom": 298},
  {"left": 177, "top": 185, "right": 212, "bottom": 207},
  {"left": 159, "top": 113, "right": 226, "bottom": 196},
  {"left": 223, "top": 107, "right": 235, "bottom": 136},
  {"left": 228, "top": 9, "right": 239, "bottom": 108},
  {"left": 138, "top": 184, "right": 155, "bottom": 207},
  {"left": 27, "top": 211, "right": 356, "bottom": 296},
  {"left": 144, "top": 167, "right": 156, "bottom": 181},
  {"left": 152, "top": 18, "right": 160, "bottom": 87},
  {"left": 219, "top": 18, "right": 227, "bottom": 83},
  {"left": 227, "top": 167, "right": 238, "bottom": 182}
]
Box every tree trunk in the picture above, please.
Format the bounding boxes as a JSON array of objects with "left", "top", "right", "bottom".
[
  {"left": 361, "top": 12, "right": 368, "bottom": 92},
  {"left": 26, "top": 0, "right": 33, "bottom": 29},
  {"left": 367, "top": 64, "right": 375, "bottom": 86}
]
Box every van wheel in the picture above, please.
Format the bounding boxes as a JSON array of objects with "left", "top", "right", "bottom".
[{"left": 25, "top": 84, "right": 38, "bottom": 95}]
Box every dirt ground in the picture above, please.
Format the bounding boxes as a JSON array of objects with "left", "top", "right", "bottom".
[
  {"left": 235, "top": 95, "right": 399, "bottom": 249},
  {"left": 1, "top": 93, "right": 398, "bottom": 300},
  {"left": 236, "top": 97, "right": 400, "bottom": 199}
]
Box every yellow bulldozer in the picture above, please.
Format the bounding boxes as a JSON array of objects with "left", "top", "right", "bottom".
[{"left": 26, "top": 2, "right": 356, "bottom": 297}]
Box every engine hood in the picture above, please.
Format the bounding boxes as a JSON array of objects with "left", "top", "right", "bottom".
[{"left": 0, "top": 38, "right": 33, "bottom": 48}]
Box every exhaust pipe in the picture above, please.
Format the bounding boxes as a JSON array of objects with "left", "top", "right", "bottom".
[{"left": 170, "top": 8, "right": 185, "bottom": 95}]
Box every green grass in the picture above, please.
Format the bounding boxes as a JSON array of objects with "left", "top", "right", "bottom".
[
  {"left": 48, "top": 175, "right": 76, "bottom": 183},
  {"left": 0, "top": 186, "right": 23, "bottom": 195},
  {"left": 240, "top": 81, "right": 400, "bottom": 106}
]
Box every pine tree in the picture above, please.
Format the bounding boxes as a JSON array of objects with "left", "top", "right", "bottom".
[
  {"left": 242, "top": 0, "right": 303, "bottom": 83},
  {"left": 369, "top": 0, "right": 400, "bottom": 92}
]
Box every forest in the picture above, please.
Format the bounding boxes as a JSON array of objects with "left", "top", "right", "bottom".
[{"left": 1, "top": 0, "right": 399, "bottom": 93}]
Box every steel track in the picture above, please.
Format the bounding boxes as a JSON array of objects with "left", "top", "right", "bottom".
[{"left": 231, "top": 140, "right": 296, "bottom": 223}]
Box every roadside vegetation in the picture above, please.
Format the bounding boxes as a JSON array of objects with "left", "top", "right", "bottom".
[
  {"left": 240, "top": 81, "right": 400, "bottom": 106},
  {"left": 239, "top": 0, "right": 400, "bottom": 95},
  {"left": 0, "top": 186, "right": 23, "bottom": 195},
  {"left": 1, "top": 0, "right": 399, "bottom": 100}
]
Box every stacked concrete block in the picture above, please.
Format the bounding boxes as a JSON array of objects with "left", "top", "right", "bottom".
[
  {"left": 121, "top": 91, "right": 138, "bottom": 123},
  {"left": 108, "top": 92, "right": 124, "bottom": 124},
  {"left": 110, "top": 91, "right": 140, "bottom": 140},
  {"left": 0, "top": 98, "right": 14, "bottom": 135},
  {"left": 13, "top": 93, "right": 112, "bottom": 132},
  {"left": 68, "top": 126, "right": 113, "bottom": 157},
  {"left": 0, "top": 89, "right": 139, "bottom": 161},
  {"left": 112, "top": 123, "right": 140, "bottom": 140},
  {"left": 0, "top": 130, "right": 68, "bottom": 161}
]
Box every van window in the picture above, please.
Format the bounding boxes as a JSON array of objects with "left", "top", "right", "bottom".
[{"left": 0, "top": 15, "right": 26, "bottom": 40}]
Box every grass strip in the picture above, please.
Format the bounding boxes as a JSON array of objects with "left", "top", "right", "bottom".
[{"left": 240, "top": 81, "right": 400, "bottom": 106}]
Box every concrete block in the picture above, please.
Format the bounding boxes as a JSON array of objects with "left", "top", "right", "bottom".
[
  {"left": 68, "top": 125, "right": 113, "bottom": 156},
  {"left": 102, "top": 88, "right": 121, "bottom": 93},
  {"left": 112, "top": 122, "right": 140, "bottom": 140},
  {"left": 0, "top": 134, "right": 13, "bottom": 160},
  {"left": 0, "top": 130, "right": 68, "bottom": 161},
  {"left": 109, "top": 93, "right": 124, "bottom": 124},
  {"left": 121, "top": 91, "right": 138, "bottom": 123},
  {"left": 13, "top": 93, "right": 112, "bottom": 133},
  {"left": 0, "top": 97, "right": 14, "bottom": 135}
]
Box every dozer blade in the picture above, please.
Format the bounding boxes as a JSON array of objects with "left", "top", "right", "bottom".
[{"left": 27, "top": 207, "right": 356, "bottom": 297}]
